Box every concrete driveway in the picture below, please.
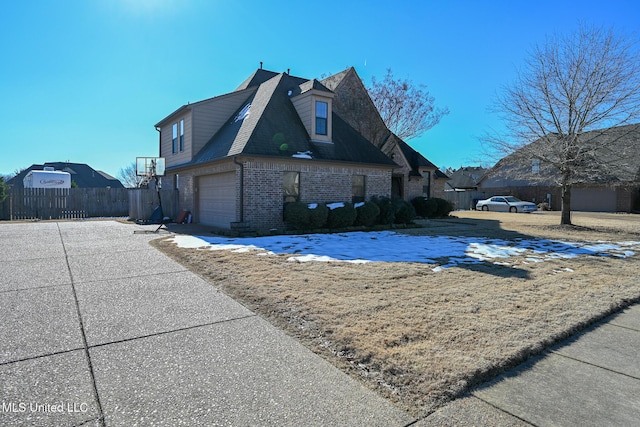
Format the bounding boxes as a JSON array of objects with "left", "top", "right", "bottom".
[
  {"left": 0, "top": 220, "right": 413, "bottom": 426},
  {"left": 3, "top": 219, "right": 640, "bottom": 426}
]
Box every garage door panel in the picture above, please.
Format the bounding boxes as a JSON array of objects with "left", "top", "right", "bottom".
[
  {"left": 572, "top": 187, "right": 616, "bottom": 212},
  {"left": 198, "top": 172, "right": 236, "bottom": 228}
]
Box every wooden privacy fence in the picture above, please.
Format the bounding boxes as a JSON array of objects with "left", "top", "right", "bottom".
[
  {"left": 1, "top": 188, "right": 178, "bottom": 221},
  {"left": 443, "top": 190, "right": 489, "bottom": 211},
  {"left": 128, "top": 189, "right": 179, "bottom": 221}
]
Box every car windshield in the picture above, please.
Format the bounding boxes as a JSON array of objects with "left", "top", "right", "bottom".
[{"left": 504, "top": 197, "right": 522, "bottom": 202}]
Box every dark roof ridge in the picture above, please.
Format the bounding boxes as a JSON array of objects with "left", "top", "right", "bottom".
[
  {"left": 235, "top": 68, "right": 310, "bottom": 91},
  {"left": 298, "top": 78, "right": 333, "bottom": 94}
]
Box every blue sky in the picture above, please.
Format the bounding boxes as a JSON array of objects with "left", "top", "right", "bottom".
[{"left": 1, "top": 0, "right": 638, "bottom": 179}]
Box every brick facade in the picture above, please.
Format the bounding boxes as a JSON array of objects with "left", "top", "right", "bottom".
[
  {"left": 242, "top": 158, "right": 391, "bottom": 229},
  {"left": 166, "top": 157, "right": 392, "bottom": 230}
]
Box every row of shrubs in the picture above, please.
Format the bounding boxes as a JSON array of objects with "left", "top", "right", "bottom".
[{"left": 284, "top": 196, "right": 453, "bottom": 230}]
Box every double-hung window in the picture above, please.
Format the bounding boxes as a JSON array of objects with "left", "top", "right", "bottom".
[
  {"left": 172, "top": 123, "right": 178, "bottom": 154},
  {"left": 315, "top": 101, "right": 328, "bottom": 136},
  {"left": 179, "top": 119, "right": 185, "bottom": 152}
]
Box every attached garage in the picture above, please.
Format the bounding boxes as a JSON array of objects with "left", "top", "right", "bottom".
[
  {"left": 572, "top": 187, "right": 617, "bottom": 212},
  {"left": 197, "top": 172, "right": 236, "bottom": 228}
]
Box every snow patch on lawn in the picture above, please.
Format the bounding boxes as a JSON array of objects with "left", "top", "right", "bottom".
[{"left": 169, "top": 232, "right": 640, "bottom": 272}]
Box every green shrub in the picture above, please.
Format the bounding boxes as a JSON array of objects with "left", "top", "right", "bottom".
[
  {"left": 392, "top": 198, "right": 416, "bottom": 224},
  {"left": 370, "top": 196, "right": 394, "bottom": 224},
  {"left": 434, "top": 197, "right": 453, "bottom": 217},
  {"left": 283, "top": 202, "right": 310, "bottom": 229},
  {"left": 354, "top": 201, "right": 380, "bottom": 227},
  {"left": 411, "top": 197, "right": 453, "bottom": 218},
  {"left": 326, "top": 202, "right": 357, "bottom": 228},
  {"left": 308, "top": 203, "right": 329, "bottom": 229},
  {"left": 411, "top": 196, "right": 437, "bottom": 218}
]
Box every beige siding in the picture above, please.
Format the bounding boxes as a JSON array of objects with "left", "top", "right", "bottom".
[
  {"left": 192, "top": 90, "right": 255, "bottom": 155},
  {"left": 291, "top": 92, "right": 313, "bottom": 136},
  {"left": 160, "top": 112, "right": 192, "bottom": 168}
]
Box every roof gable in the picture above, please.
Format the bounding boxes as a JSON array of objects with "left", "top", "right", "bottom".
[{"left": 321, "top": 67, "right": 391, "bottom": 151}]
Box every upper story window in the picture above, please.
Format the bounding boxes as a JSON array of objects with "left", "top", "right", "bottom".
[
  {"left": 172, "top": 123, "right": 178, "bottom": 154},
  {"left": 315, "top": 101, "right": 328, "bottom": 136},
  {"left": 532, "top": 158, "right": 541, "bottom": 173},
  {"left": 179, "top": 119, "right": 185, "bottom": 152}
]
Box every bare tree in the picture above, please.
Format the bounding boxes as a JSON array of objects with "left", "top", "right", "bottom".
[
  {"left": 118, "top": 162, "right": 144, "bottom": 188},
  {"left": 0, "top": 176, "right": 7, "bottom": 202},
  {"left": 490, "top": 24, "right": 640, "bottom": 225},
  {"left": 368, "top": 69, "right": 449, "bottom": 141}
]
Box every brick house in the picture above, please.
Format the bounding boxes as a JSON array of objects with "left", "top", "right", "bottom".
[
  {"left": 155, "top": 67, "right": 446, "bottom": 229},
  {"left": 478, "top": 124, "right": 640, "bottom": 212}
]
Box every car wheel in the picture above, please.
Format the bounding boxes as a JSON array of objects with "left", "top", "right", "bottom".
[
  {"left": 482, "top": 206, "right": 489, "bottom": 211},
  {"left": 509, "top": 206, "right": 517, "bottom": 213}
]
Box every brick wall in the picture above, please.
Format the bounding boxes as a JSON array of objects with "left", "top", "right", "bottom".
[
  {"left": 242, "top": 159, "right": 392, "bottom": 229},
  {"left": 167, "top": 158, "right": 393, "bottom": 230}
]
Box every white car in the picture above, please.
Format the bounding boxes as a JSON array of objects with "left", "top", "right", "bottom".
[{"left": 476, "top": 196, "right": 537, "bottom": 213}]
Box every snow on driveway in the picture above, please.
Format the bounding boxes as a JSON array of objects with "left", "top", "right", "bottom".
[{"left": 170, "top": 231, "right": 640, "bottom": 271}]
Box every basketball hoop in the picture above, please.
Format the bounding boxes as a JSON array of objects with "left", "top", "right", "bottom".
[
  {"left": 136, "top": 157, "right": 166, "bottom": 177},
  {"left": 133, "top": 157, "right": 169, "bottom": 232}
]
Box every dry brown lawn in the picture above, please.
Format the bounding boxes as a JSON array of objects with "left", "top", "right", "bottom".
[{"left": 152, "top": 211, "right": 640, "bottom": 417}]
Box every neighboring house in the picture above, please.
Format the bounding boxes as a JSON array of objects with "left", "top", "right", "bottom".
[
  {"left": 156, "top": 66, "right": 445, "bottom": 230},
  {"left": 443, "top": 166, "right": 488, "bottom": 210},
  {"left": 478, "top": 124, "right": 640, "bottom": 212},
  {"left": 445, "top": 166, "right": 487, "bottom": 192},
  {"left": 8, "top": 162, "right": 124, "bottom": 189}
]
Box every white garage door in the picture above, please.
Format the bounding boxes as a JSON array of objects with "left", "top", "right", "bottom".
[
  {"left": 572, "top": 187, "right": 616, "bottom": 212},
  {"left": 198, "top": 172, "right": 236, "bottom": 228}
]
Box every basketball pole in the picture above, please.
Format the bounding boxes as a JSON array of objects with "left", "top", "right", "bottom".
[{"left": 151, "top": 159, "right": 163, "bottom": 218}]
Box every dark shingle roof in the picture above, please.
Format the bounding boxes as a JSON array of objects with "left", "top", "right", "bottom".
[
  {"left": 298, "top": 79, "right": 333, "bottom": 95},
  {"left": 7, "top": 162, "right": 124, "bottom": 188},
  {"left": 396, "top": 139, "right": 447, "bottom": 178},
  {"left": 190, "top": 71, "right": 397, "bottom": 167},
  {"left": 235, "top": 69, "right": 308, "bottom": 91}
]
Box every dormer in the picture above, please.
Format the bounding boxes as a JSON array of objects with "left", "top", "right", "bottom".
[{"left": 290, "top": 79, "right": 335, "bottom": 143}]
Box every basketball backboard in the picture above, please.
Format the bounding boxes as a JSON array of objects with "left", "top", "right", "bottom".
[{"left": 136, "top": 157, "right": 166, "bottom": 177}]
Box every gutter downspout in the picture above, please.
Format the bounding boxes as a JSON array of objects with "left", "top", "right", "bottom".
[
  {"left": 155, "top": 126, "right": 161, "bottom": 156},
  {"left": 233, "top": 156, "right": 244, "bottom": 222}
]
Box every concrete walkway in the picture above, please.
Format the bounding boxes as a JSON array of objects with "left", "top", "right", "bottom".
[
  {"left": 417, "top": 303, "right": 640, "bottom": 426},
  {"left": 0, "top": 220, "right": 413, "bottom": 426},
  {"left": 2, "top": 220, "right": 639, "bottom": 426}
]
